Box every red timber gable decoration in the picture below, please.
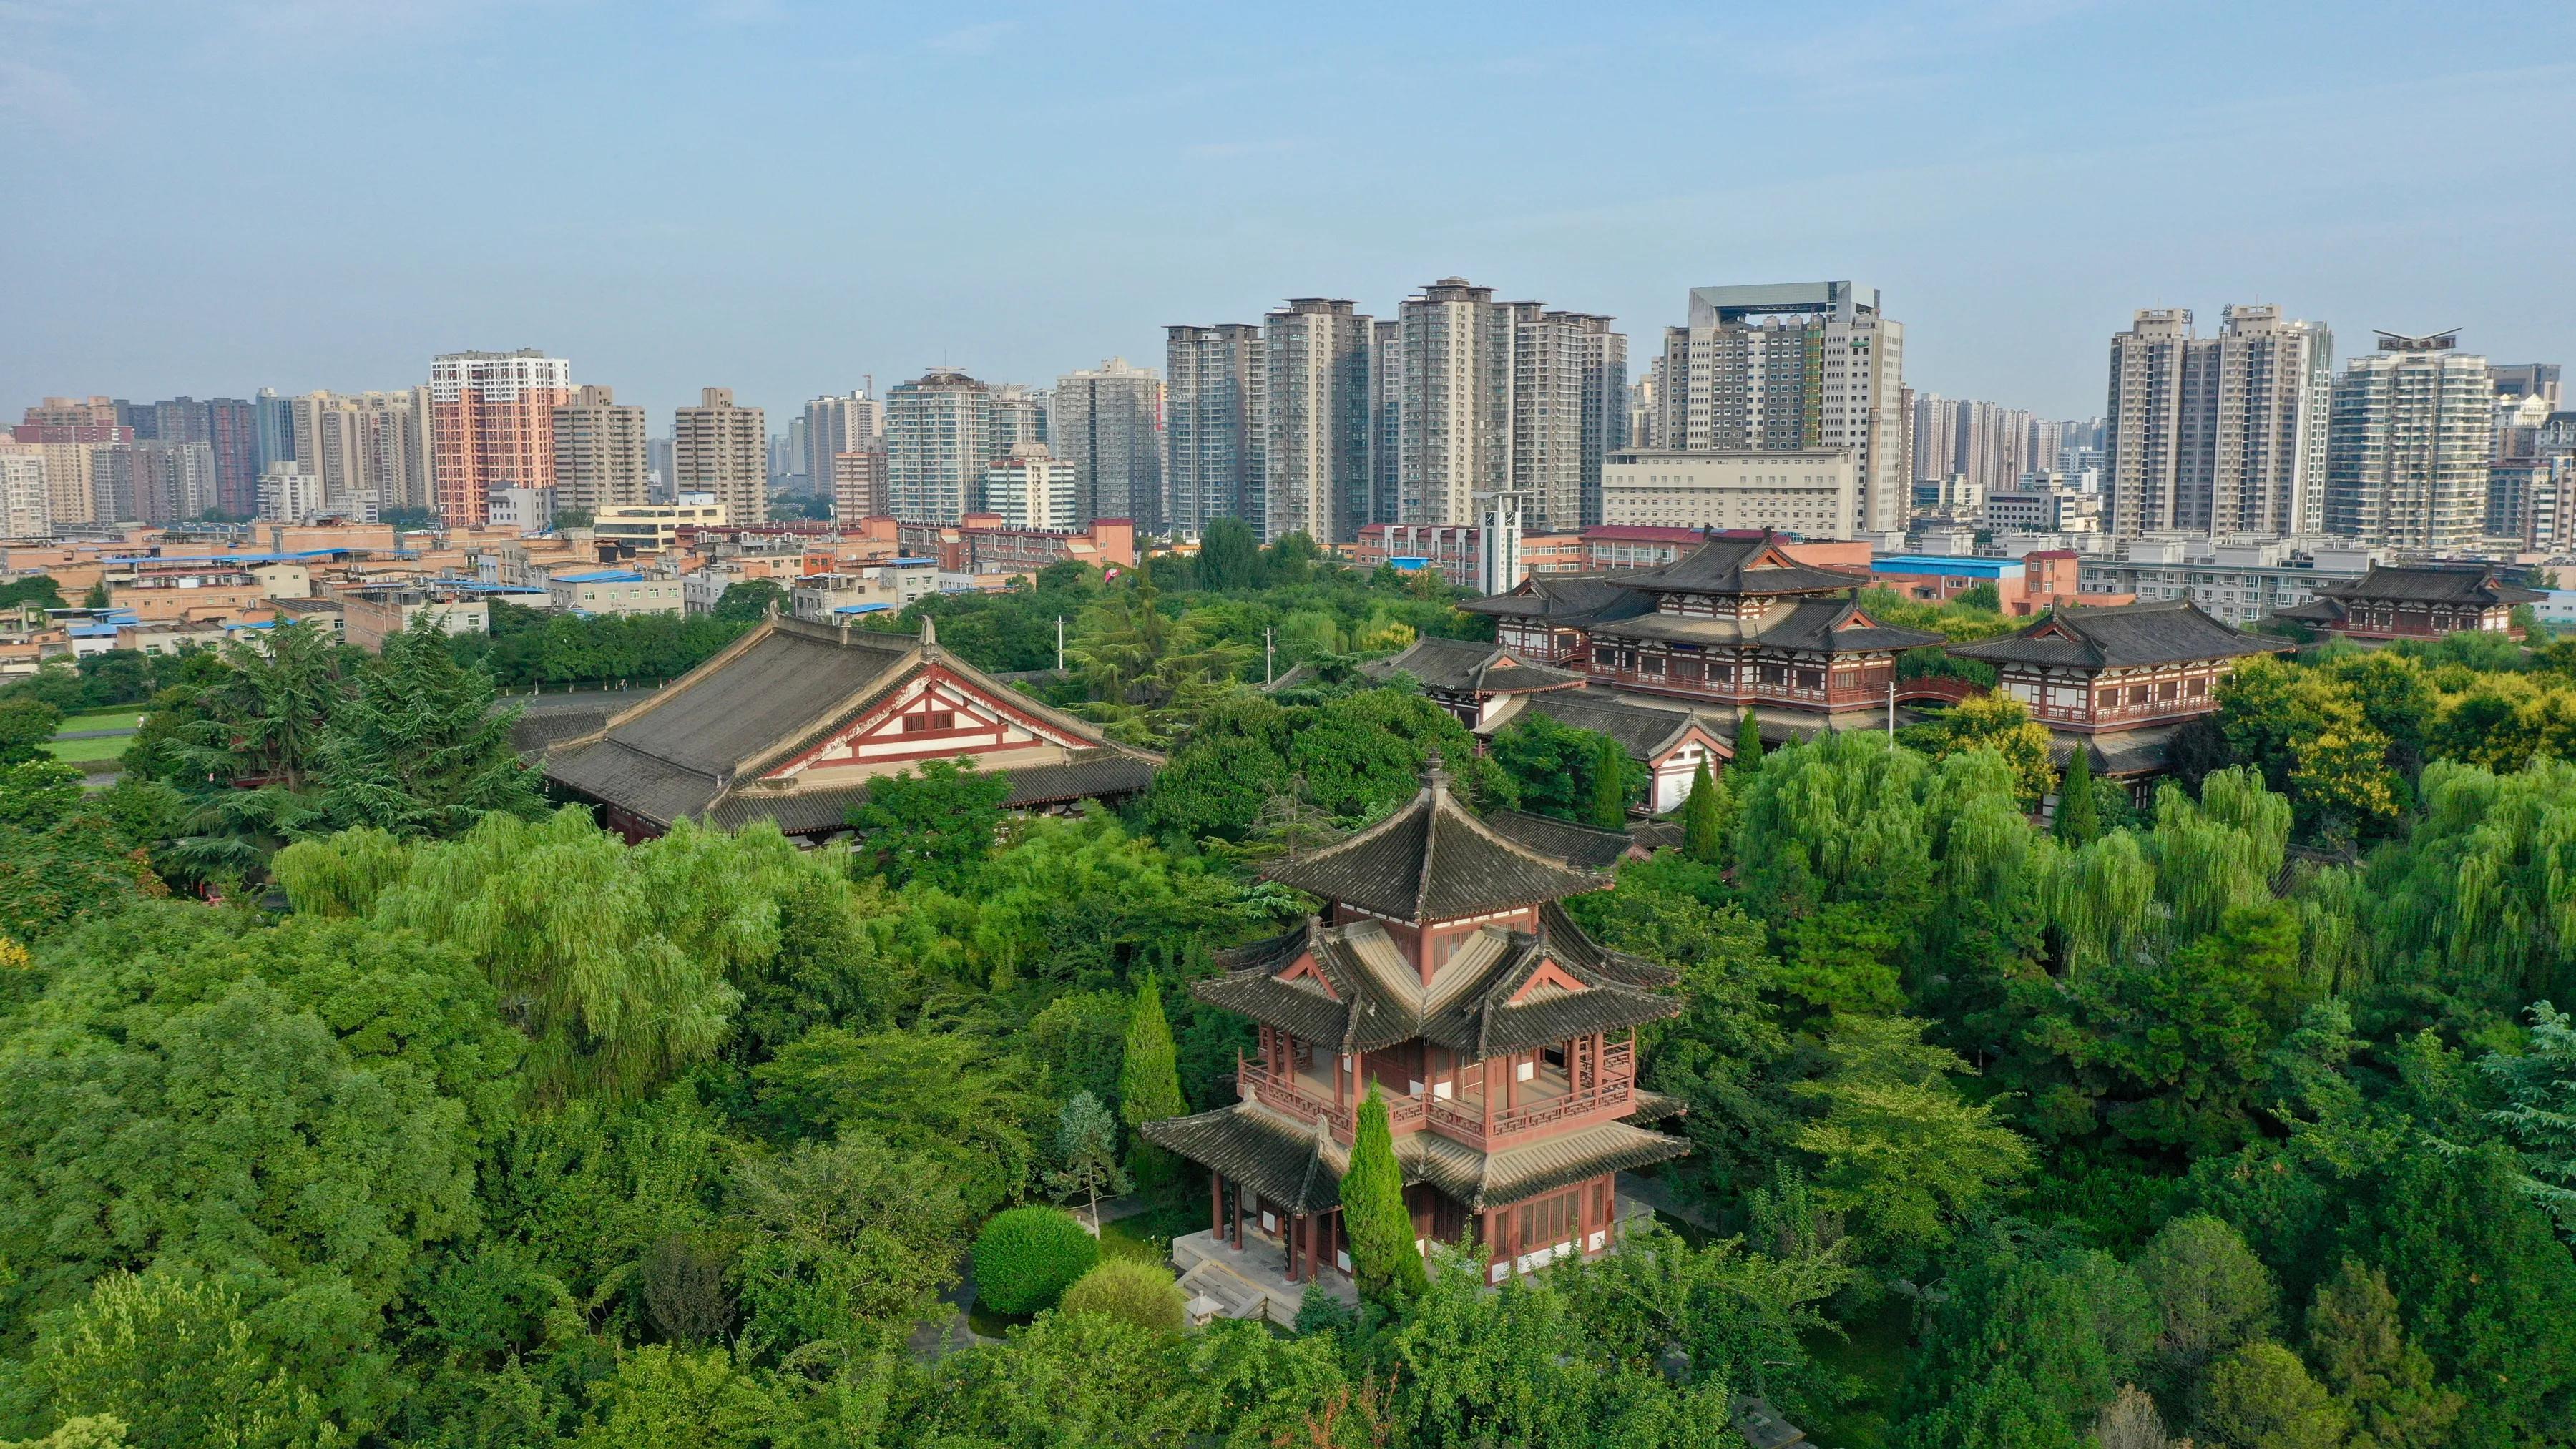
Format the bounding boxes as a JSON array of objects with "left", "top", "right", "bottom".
[
  {"left": 763, "top": 663, "right": 1103, "bottom": 780},
  {"left": 1278, "top": 955, "right": 1338, "bottom": 995},
  {"left": 1507, "top": 960, "right": 1590, "bottom": 1003}
]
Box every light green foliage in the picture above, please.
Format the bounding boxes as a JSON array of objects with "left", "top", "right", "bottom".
[
  {"left": 0, "top": 1415, "right": 130, "bottom": 1449},
  {"left": 1117, "top": 973, "right": 1185, "bottom": 1189},
  {"left": 1056, "top": 1258, "right": 1186, "bottom": 1332},
  {"left": 971, "top": 1207, "right": 1098, "bottom": 1315},
  {"left": 2205, "top": 1342, "right": 2348, "bottom": 1449},
  {"left": 1927, "top": 692, "right": 2057, "bottom": 808},
  {"left": 2370, "top": 758, "right": 2576, "bottom": 1002},
  {"left": 19, "top": 1272, "right": 347, "bottom": 1449},
  {"left": 2482, "top": 1001, "right": 2576, "bottom": 1239},
  {"left": 569, "top": 1345, "right": 782, "bottom": 1448},
  {"left": 1554, "top": 1222, "right": 1848, "bottom": 1417},
  {"left": 316, "top": 620, "right": 543, "bottom": 838},
  {"left": 1793, "top": 1016, "right": 2034, "bottom": 1268},
  {"left": 1338, "top": 1086, "right": 1426, "bottom": 1305},
  {"left": 2135, "top": 1214, "right": 2276, "bottom": 1388},
  {"left": 0, "top": 905, "right": 511, "bottom": 1325}
]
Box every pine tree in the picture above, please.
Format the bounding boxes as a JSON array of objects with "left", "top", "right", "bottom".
[
  {"left": 2304, "top": 1258, "right": 2464, "bottom": 1448},
  {"left": 1590, "top": 735, "right": 1629, "bottom": 830},
  {"left": 320, "top": 619, "right": 544, "bottom": 838},
  {"left": 1732, "top": 708, "right": 1764, "bottom": 782},
  {"left": 1338, "top": 1084, "right": 1426, "bottom": 1305},
  {"left": 1117, "top": 971, "right": 1185, "bottom": 1189},
  {"left": 1681, "top": 760, "right": 1725, "bottom": 863},
  {"left": 2055, "top": 745, "right": 2100, "bottom": 844}
]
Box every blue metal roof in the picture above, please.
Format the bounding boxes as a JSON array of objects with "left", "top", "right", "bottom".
[
  {"left": 831, "top": 602, "right": 893, "bottom": 614},
  {"left": 1871, "top": 555, "right": 2021, "bottom": 577},
  {"left": 552, "top": 569, "right": 646, "bottom": 584}
]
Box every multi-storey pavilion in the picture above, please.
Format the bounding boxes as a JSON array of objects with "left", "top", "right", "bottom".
[
  {"left": 1145, "top": 757, "right": 1688, "bottom": 1292},
  {"left": 1459, "top": 530, "right": 1941, "bottom": 721}
]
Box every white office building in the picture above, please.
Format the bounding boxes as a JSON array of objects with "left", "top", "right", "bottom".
[{"left": 1600, "top": 449, "right": 1857, "bottom": 536}]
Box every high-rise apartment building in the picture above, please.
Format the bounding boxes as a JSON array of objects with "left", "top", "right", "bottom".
[
  {"left": 0, "top": 449, "right": 49, "bottom": 537},
  {"left": 22, "top": 398, "right": 119, "bottom": 428},
  {"left": 551, "top": 385, "right": 650, "bottom": 515},
  {"left": 291, "top": 391, "right": 430, "bottom": 516},
  {"left": 92, "top": 440, "right": 218, "bottom": 524},
  {"left": 831, "top": 450, "right": 888, "bottom": 524},
  {"left": 1371, "top": 320, "right": 1401, "bottom": 528},
  {"left": 988, "top": 385, "right": 1047, "bottom": 463},
  {"left": 673, "top": 388, "right": 769, "bottom": 524},
  {"left": 1053, "top": 358, "right": 1165, "bottom": 528},
  {"left": 1164, "top": 324, "right": 1265, "bottom": 536},
  {"left": 1575, "top": 316, "right": 1630, "bottom": 528},
  {"left": 981, "top": 446, "right": 1080, "bottom": 532},
  {"left": 428, "top": 349, "right": 572, "bottom": 527},
  {"left": 114, "top": 398, "right": 256, "bottom": 516},
  {"left": 886, "top": 370, "right": 994, "bottom": 524},
  {"left": 253, "top": 388, "right": 295, "bottom": 480},
  {"left": 258, "top": 462, "right": 328, "bottom": 524},
  {"left": 1657, "top": 281, "right": 1906, "bottom": 534},
  {"left": 1397, "top": 277, "right": 1512, "bottom": 528},
  {"left": 1262, "top": 302, "right": 1376, "bottom": 544},
  {"left": 2103, "top": 305, "right": 2333, "bottom": 539},
  {"left": 2326, "top": 331, "right": 2494, "bottom": 551},
  {"left": 802, "top": 391, "right": 883, "bottom": 503}
]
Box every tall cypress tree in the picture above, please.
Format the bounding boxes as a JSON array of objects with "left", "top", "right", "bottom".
[
  {"left": 1117, "top": 971, "right": 1186, "bottom": 1189},
  {"left": 1681, "top": 759, "right": 1725, "bottom": 863},
  {"left": 1338, "top": 1084, "right": 1427, "bottom": 1305},
  {"left": 1590, "top": 735, "right": 1629, "bottom": 830},
  {"left": 1732, "top": 708, "right": 1764, "bottom": 782},
  {"left": 2055, "top": 746, "right": 2100, "bottom": 844}
]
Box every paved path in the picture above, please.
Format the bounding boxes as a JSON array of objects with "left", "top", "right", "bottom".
[
  {"left": 907, "top": 1255, "right": 999, "bottom": 1360},
  {"left": 1618, "top": 1171, "right": 1723, "bottom": 1234}
]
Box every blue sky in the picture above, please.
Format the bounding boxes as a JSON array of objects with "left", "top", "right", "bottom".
[{"left": 5, "top": 1, "right": 2572, "bottom": 425}]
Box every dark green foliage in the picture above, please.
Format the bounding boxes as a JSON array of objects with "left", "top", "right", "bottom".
[
  {"left": 318, "top": 620, "right": 544, "bottom": 836},
  {"left": 1487, "top": 709, "right": 1635, "bottom": 824},
  {"left": 711, "top": 578, "right": 788, "bottom": 622},
  {"left": 1590, "top": 732, "right": 1630, "bottom": 828},
  {"left": 2054, "top": 745, "right": 2098, "bottom": 843},
  {"left": 1337, "top": 1086, "right": 1425, "bottom": 1305},
  {"left": 0, "top": 576, "right": 62, "bottom": 610},
  {"left": 1731, "top": 707, "right": 1763, "bottom": 779},
  {"left": 970, "top": 1206, "right": 1098, "bottom": 1315},
  {"left": 1681, "top": 758, "right": 1725, "bottom": 862},
  {"left": 0, "top": 697, "right": 59, "bottom": 765},
  {"left": 1896, "top": 1232, "right": 2157, "bottom": 1449},
  {"left": 0, "top": 760, "right": 161, "bottom": 943},
  {"left": 847, "top": 757, "right": 1008, "bottom": 888},
  {"left": 1195, "top": 517, "right": 1263, "bottom": 591},
  {"left": 1117, "top": 973, "right": 1185, "bottom": 1189}
]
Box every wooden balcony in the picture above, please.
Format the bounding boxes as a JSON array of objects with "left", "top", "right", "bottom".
[
  {"left": 2026, "top": 695, "right": 2217, "bottom": 730},
  {"left": 1236, "top": 1058, "right": 1632, "bottom": 1151}
]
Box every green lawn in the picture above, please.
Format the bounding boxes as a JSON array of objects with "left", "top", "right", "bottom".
[
  {"left": 57, "top": 709, "right": 145, "bottom": 733},
  {"left": 43, "top": 735, "right": 129, "bottom": 764}
]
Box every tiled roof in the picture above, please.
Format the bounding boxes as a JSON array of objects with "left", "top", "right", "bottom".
[
  {"left": 540, "top": 614, "right": 1148, "bottom": 830},
  {"left": 1361, "top": 636, "right": 1587, "bottom": 696},
  {"left": 1615, "top": 531, "right": 1866, "bottom": 599},
  {"left": 2317, "top": 563, "right": 2544, "bottom": 606},
  {"left": 1487, "top": 690, "right": 1726, "bottom": 765},
  {"left": 1484, "top": 809, "right": 1637, "bottom": 871},
  {"left": 1455, "top": 574, "right": 1652, "bottom": 629},
  {"left": 1585, "top": 596, "right": 1941, "bottom": 656},
  {"left": 1141, "top": 1104, "right": 1342, "bottom": 1213},
  {"left": 1263, "top": 762, "right": 1609, "bottom": 920},
  {"left": 1949, "top": 599, "right": 2287, "bottom": 670}
]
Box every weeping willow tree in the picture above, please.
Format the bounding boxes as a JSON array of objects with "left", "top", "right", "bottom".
[
  {"left": 2047, "top": 829, "right": 2158, "bottom": 978},
  {"left": 2367, "top": 757, "right": 2576, "bottom": 1002},
  {"left": 2148, "top": 767, "right": 2289, "bottom": 943},
  {"left": 1921, "top": 748, "right": 2049, "bottom": 984},
  {"left": 270, "top": 807, "right": 874, "bottom": 1104},
  {"left": 1733, "top": 730, "right": 1936, "bottom": 923}
]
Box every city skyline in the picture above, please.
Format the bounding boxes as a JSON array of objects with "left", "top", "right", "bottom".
[{"left": 6, "top": 4, "right": 2573, "bottom": 426}]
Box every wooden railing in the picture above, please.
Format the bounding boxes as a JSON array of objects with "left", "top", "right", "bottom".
[
  {"left": 1238, "top": 1063, "right": 1346, "bottom": 1134},
  {"left": 1239, "top": 1060, "right": 1631, "bottom": 1148}
]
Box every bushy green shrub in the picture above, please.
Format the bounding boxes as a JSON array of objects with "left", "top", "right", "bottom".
[
  {"left": 972, "top": 1206, "right": 1099, "bottom": 1314},
  {"left": 1056, "top": 1257, "right": 1187, "bottom": 1332}
]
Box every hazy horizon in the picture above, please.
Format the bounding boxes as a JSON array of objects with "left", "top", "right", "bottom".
[{"left": 7, "top": 1, "right": 2572, "bottom": 428}]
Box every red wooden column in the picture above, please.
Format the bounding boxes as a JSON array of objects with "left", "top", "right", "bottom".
[{"left": 1210, "top": 1172, "right": 1223, "bottom": 1235}]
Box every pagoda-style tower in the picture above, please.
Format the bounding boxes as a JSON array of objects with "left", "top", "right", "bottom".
[{"left": 1145, "top": 755, "right": 1688, "bottom": 1300}]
